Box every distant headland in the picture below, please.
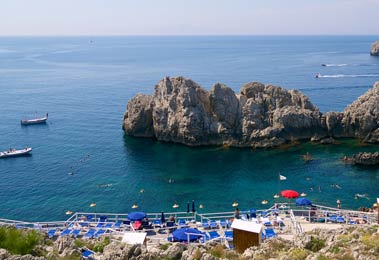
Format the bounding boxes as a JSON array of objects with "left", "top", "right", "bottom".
[
  {"left": 123, "top": 77, "right": 379, "bottom": 148},
  {"left": 371, "top": 40, "right": 379, "bottom": 56}
]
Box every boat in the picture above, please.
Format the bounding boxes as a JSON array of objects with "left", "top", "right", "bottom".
[
  {"left": 279, "top": 174, "right": 287, "bottom": 181},
  {"left": 315, "top": 73, "right": 321, "bottom": 78},
  {"left": 21, "top": 113, "right": 48, "bottom": 125},
  {"left": 0, "top": 148, "right": 32, "bottom": 158}
]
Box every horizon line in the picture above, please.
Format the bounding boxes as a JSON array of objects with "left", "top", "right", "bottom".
[{"left": 0, "top": 34, "right": 378, "bottom": 38}]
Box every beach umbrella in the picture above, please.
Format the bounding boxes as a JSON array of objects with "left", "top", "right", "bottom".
[
  {"left": 187, "top": 203, "right": 190, "bottom": 213},
  {"left": 128, "top": 211, "right": 146, "bottom": 221},
  {"left": 172, "top": 228, "right": 202, "bottom": 242},
  {"left": 281, "top": 190, "right": 299, "bottom": 199},
  {"left": 161, "top": 212, "right": 166, "bottom": 224},
  {"left": 296, "top": 198, "right": 312, "bottom": 206},
  {"left": 192, "top": 200, "right": 196, "bottom": 213}
]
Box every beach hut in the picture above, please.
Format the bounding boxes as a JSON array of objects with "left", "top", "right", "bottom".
[{"left": 231, "top": 219, "right": 263, "bottom": 253}]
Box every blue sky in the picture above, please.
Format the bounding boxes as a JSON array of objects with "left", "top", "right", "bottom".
[{"left": 1, "top": 0, "right": 378, "bottom": 36}]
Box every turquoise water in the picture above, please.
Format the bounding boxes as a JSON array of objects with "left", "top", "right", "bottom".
[{"left": 1, "top": 36, "right": 379, "bottom": 221}]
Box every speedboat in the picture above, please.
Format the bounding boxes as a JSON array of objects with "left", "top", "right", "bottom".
[
  {"left": 0, "top": 148, "right": 32, "bottom": 158},
  {"left": 21, "top": 113, "right": 48, "bottom": 125},
  {"left": 315, "top": 73, "right": 321, "bottom": 78}
]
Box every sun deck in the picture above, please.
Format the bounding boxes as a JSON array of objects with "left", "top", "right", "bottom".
[{"left": 0, "top": 203, "right": 377, "bottom": 246}]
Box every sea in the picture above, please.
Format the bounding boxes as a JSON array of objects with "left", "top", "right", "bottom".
[{"left": 1, "top": 36, "right": 379, "bottom": 221}]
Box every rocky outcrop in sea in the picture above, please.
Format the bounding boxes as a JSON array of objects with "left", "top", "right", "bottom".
[
  {"left": 123, "top": 77, "right": 379, "bottom": 147},
  {"left": 371, "top": 41, "right": 379, "bottom": 56},
  {"left": 352, "top": 152, "right": 379, "bottom": 166}
]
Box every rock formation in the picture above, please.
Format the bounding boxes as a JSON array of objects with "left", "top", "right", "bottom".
[
  {"left": 371, "top": 40, "right": 379, "bottom": 56},
  {"left": 352, "top": 152, "right": 379, "bottom": 166},
  {"left": 123, "top": 77, "right": 379, "bottom": 147}
]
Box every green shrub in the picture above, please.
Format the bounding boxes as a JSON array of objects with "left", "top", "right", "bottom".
[
  {"left": 93, "top": 236, "right": 111, "bottom": 253},
  {"left": 361, "top": 234, "right": 379, "bottom": 252},
  {"left": 305, "top": 236, "right": 326, "bottom": 252},
  {"left": 317, "top": 255, "right": 330, "bottom": 260},
  {"left": 289, "top": 248, "right": 309, "bottom": 260},
  {"left": 0, "top": 227, "right": 42, "bottom": 255},
  {"left": 209, "top": 244, "right": 226, "bottom": 258},
  {"left": 73, "top": 239, "right": 86, "bottom": 248},
  {"left": 159, "top": 243, "right": 171, "bottom": 250},
  {"left": 329, "top": 246, "right": 340, "bottom": 254}
]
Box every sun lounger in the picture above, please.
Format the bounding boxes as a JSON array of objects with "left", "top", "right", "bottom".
[
  {"left": 59, "top": 229, "right": 72, "bottom": 237},
  {"left": 219, "top": 220, "right": 228, "bottom": 228},
  {"left": 82, "top": 249, "right": 95, "bottom": 259},
  {"left": 208, "top": 231, "right": 221, "bottom": 240},
  {"left": 178, "top": 219, "right": 186, "bottom": 227},
  {"left": 336, "top": 216, "right": 345, "bottom": 223},
  {"left": 113, "top": 222, "right": 122, "bottom": 229},
  {"left": 265, "top": 228, "right": 276, "bottom": 238},
  {"left": 83, "top": 229, "right": 96, "bottom": 239},
  {"left": 71, "top": 229, "right": 81, "bottom": 238},
  {"left": 104, "top": 223, "right": 113, "bottom": 229},
  {"left": 209, "top": 220, "right": 217, "bottom": 229},
  {"left": 93, "top": 229, "right": 106, "bottom": 238},
  {"left": 225, "top": 230, "right": 233, "bottom": 240},
  {"left": 153, "top": 219, "right": 163, "bottom": 228},
  {"left": 47, "top": 229, "right": 56, "bottom": 238}
]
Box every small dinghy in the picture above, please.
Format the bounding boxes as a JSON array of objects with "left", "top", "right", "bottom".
[
  {"left": 0, "top": 148, "right": 32, "bottom": 158},
  {"left": 21, "top": 113, "right": 48, "bottom": 125}
]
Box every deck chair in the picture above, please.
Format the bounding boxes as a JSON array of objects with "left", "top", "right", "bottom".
[
  {"left": 219, "top": 220, "right": 228, "bottom": 228},
  {"left": 336, "top": 216, "right": 345, "bottom": 223},
  {"left": 47, "top": 229, "right": 56, "bottom": 239},
  {"left": 166, "top": 221, "right": 176, "bottom": 232},
  {"left": 113, "top": 222, "right": 122, "bottom": 229},
  {"left": 59, "top": 229, "right": 72, "bottom": 237},
  {"left": 93, "top": 229, "right": 106, "bottom": 238},
  {"left": 71, "top": 229, "right": 81, "bottom": 238},
  {"left": 104, "top": 222, "right": 113, "bottom": 229},
  {"left": 201, "top": 221, "right": 210, "bottom": 229},
  {"left": 82, "top": 249, "right": 95, "bottom": 259},
  {"left": 83, "top": 229, "right": 96, "bottom": 239},
  {"left": 177, "top": 219, "right": 186, "bottom": 227},
  {"left": 153, "top": 219, "right": 163, "bottom": 228},
  {"left": 225, "top": 230, "right": 233, "bottom": 240},
  {"left": 133, "top": 221, "right": 142, "bottom": 230},
  {"left": 209, "top": 220, "right": 218, "bottom": 229},
  {"left": 208, "top": 231, "right": 221, "bottom": 240},
  {"left": 265, "top": 228, "right": 277, "bottom": 238}
]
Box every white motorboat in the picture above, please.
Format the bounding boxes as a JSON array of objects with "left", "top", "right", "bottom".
[{"left": 0, "top": 148, "right": 32, "bottom": 158}]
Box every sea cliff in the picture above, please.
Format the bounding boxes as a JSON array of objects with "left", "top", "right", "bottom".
[
  {"left": 371, "top": 41, "right": 379, "bottom": 56},
  {"left": 123, "top": 77, "right": 379, "bottom": 148}
]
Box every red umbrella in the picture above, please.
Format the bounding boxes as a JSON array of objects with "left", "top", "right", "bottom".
[{"left": 281, "top": 190, "right": 299, "bottom": 199}]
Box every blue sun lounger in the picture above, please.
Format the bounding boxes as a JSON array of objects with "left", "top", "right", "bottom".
[
  {"left": 208, "top": 231, "right": 221, "bottom": 240},
  {"left": 71, "top": 229, "right": 81, "bottom": 238},
  {"left": 83, "top": 229, "right": 96, "bottom": 239},
  {"left": 59, "top": 229, "right": 72, "bottom": 237},
  {"left": 201, "top": 221, "right": 210, "bottom": 229},
  {"left": 93, "top": 229, "right": 106, "bottom": 238},
  {"left": 265, "top": 228, "right": 277, "bottom": 238},
  {"left": 82, "top": 249, "right": 95, "bottom": 259},
  {"left": 113, "top": 222, "right": 121, "bottom": 229},
  {"left": 47, "top": 229, "right": 56, "bottom": 238},
  {"left": 225, "top": 230, "right": 233, "bottom": 240},
  {"left": 210, "top": 220, "right": 218, "bottom": 229}
]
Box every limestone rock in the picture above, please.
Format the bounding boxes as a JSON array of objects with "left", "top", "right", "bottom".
[
  {"left": 164, "top": 243, "right": 185, "bottom": 260},
  {"left": 352, "top": 152, "right": 379, "bottom": 165},
  {"left": 122, "top": 94, "right": 154, "bottom": 137},
  {"left": 370, "top": 41, "right": 379, "bottom": 56},
  {"left": 123, "top": 78, "right": 379, "bottom": 147},
  {"left": 0, "top": 249, "right": 10, "bottom": 260},
  {"left": 341, "top": 82, "right": 379, "bottom": 142}
]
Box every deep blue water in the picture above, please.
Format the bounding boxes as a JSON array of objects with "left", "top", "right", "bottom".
[{"left": 1, "top": 36, "right": 379, "bottom": 221}]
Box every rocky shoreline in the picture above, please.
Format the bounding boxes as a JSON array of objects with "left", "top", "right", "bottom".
[
  {"left": 123, "top": 77, "right": 379, "bottom": 148},
  {"left": 2, "top": 225, "right": 379, "bottom": 260}
]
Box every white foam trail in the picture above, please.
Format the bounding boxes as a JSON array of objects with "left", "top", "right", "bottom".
[
  {"left": 318, "top": 74, "right": 379, "bottom": 78},
  {"left": 322, "top": 63, "right": 349, "bottom": 67}
]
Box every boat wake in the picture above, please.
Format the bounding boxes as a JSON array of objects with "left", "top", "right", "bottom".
[
  {"left": 317, "top": 74, "right": 379, "bottom": 78},
  {"left": 321, "top": 63, "right": 349, "bottom": 67}
]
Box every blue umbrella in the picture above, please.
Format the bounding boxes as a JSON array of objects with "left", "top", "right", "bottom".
[
  {"left": 187, "top": 203, "right": 190, "bottom": 213},
  {"left": 296, "top": 198, "right": 312, "bottom": 206},
  {"left": 172, "top": 228, "right": 202, "bottom": 242},
  {"left": 128, "top": 211, "right": 146, "bottom": 221}
]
